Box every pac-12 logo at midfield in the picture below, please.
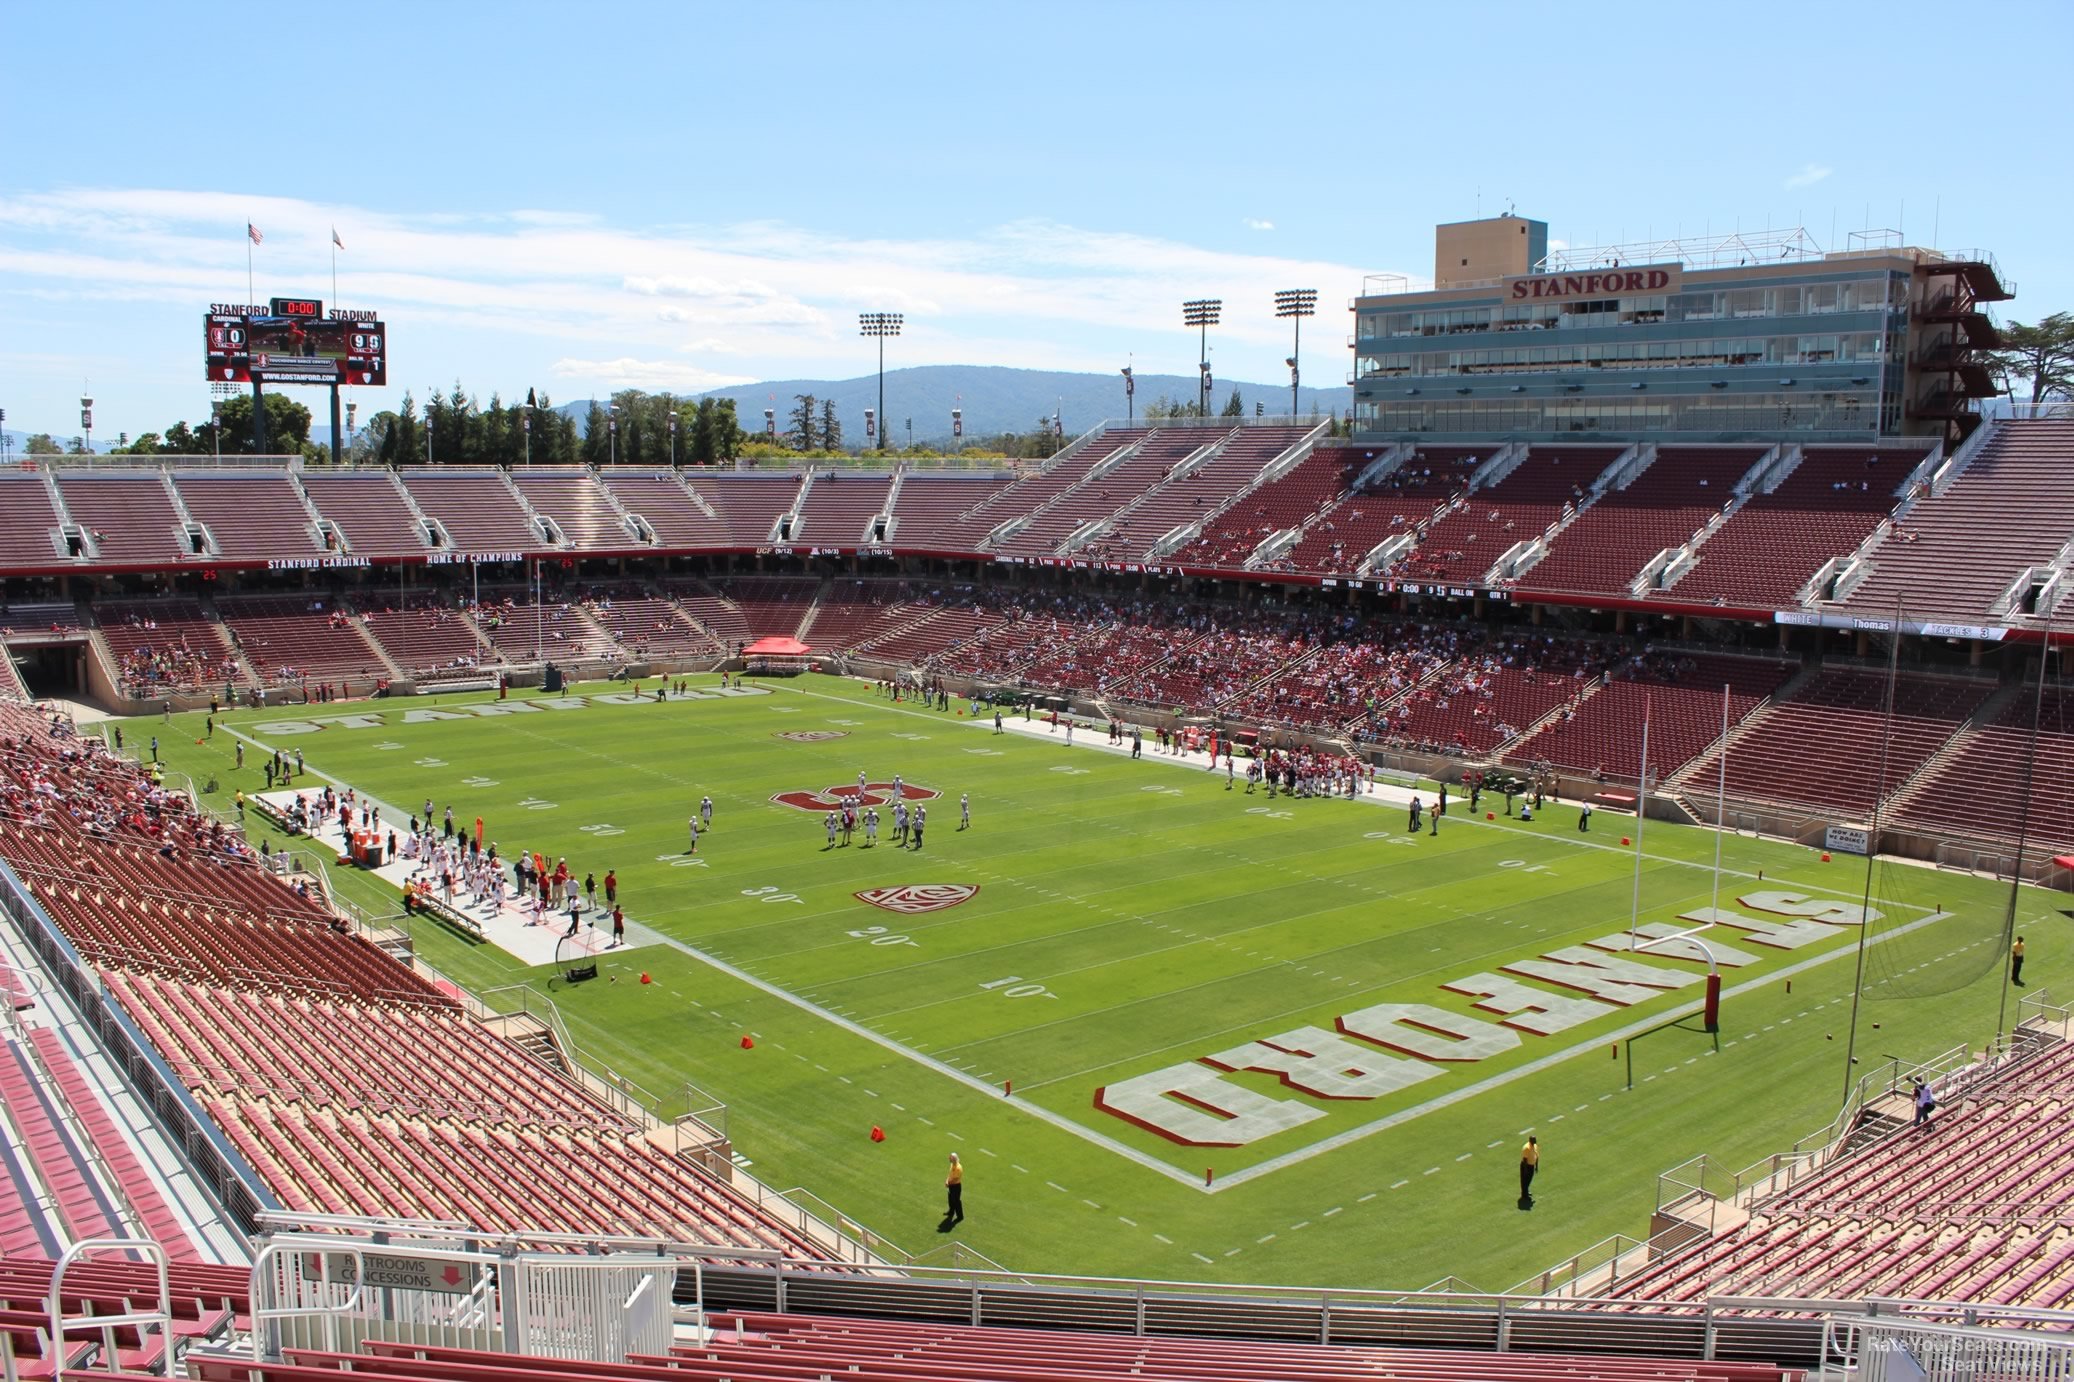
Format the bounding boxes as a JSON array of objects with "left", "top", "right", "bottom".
[
  {"left": 771, "top": 781, "right": 941, "bottom": 812},
  {"left": 855, "top": 884, "right": 979, "bottom": 915},
  {"left": 773, "top": 730, "right": 849, "bottom": 742}
]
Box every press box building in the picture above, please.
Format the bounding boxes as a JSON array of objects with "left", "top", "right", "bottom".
[{"left": 1348, "top": 214, "right": 2009, "bottom": 446}]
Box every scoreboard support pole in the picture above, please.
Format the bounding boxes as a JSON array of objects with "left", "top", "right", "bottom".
[
  {"left": 329, "top": 383, "right": 343, "bottom": 466},
  {"left": 251, "top": 378, "right": 268, "bottom": 454}
]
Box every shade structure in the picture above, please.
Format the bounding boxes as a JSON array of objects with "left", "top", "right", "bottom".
[{"left": 743, "top": 636, "right": 813, "bottom": 656}]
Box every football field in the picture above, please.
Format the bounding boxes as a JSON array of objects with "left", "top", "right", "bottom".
[{"left": 150, "top": 674, "right": 2044, "bottom": 1289}]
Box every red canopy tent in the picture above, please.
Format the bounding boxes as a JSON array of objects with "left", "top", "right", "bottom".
[{"left": 742, "top": 636, "right": 813, "bottom": 656}]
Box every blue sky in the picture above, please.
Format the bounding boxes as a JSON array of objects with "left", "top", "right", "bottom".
[{"left": 4, "top": 0, "right": 2068, "bottom": 441}]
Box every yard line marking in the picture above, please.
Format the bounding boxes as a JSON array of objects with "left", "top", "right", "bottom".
[
  {"left": 1574, "top": 1103, "right": 1589, "bottom": 1111},
  {"left": 1291, "top": 1221, "right": 1310, "bottom": 1231},
  {"left": 1487, "top": 1140, "right": 1503, "bottom": 1148},
  {"left": 837, "top": 1076, "right": 853, "bottom": 1085},
  {"left": 1360, "top": 1191, "right": 1381, "bottom": 1202},
  {"left": 1422, "top": 1166, "right": 1440, "bottom": 1175},
  {"left": 862, "top": 1089, "right": 878, "bottom": 1098},
  {"left": 1012, "top": 1165, "right": 1030, "bottom": 1174},
  {"left": 1154, "top": 1234, "right": 1173, "bottom": 1245},
  {"left": 978, "top": 1147, "right": 997, "bottom": 1157},
  {"left": 1599, "top": 1093, "right": 1613, "bottom": 1101},
  {"left": 1390, "top": 1180, "right": 1409, "bottom": 1190},
  {"left": 916, "top": 1117, "right": 935, "bottom": 1126},
  {"left": 1082, "top": 1199, "right": 1102, "bottom": 1209},
  {"left": 1257, "top": 1233, "right": 1277, "bottom": 1244},
  {"left": 1117, "top": 1216, "right": 1137, "bottom": 1227},
  {"left": 1323, "top": 1207, "right": 1343, "bottom": 1218},
  {"left": 1456, "top": 1153, "right": 1472, "bottom": 1162},
  {"left": 946, "top": 1131, "right": 963, "bottom": 1141},
  {"left": 890, "top": 1103, "right": 906, "bottom": 1112},
  {"left": 1191, "top": 1252, "right": 1212, "bottom": 1264},
  {"left": 1223, "top": 1248, "right": 1243, "bottom": 1258},
  {"left": 1045, "top": 1181, "right": 1069, "bottom": 1194}
]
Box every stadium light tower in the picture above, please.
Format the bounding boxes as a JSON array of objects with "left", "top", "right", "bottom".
[
  {"left": 1274, "top": 288, "right": 1318, "bottom": 419},
  {"left": 607, "top": 400, "right": 619, "bottom": 467},
  {"left": 80, "top": 388, "right": 94, "bottom": 454},
  {"left": 1182, "top": 299, "right": 1221, "bottom": 415},
  {"left": 1121, "top": 364, "right": 1134, "bottom": 424},
  {"left": 859, "top": 312, "right": 902, "bottom": 451}
]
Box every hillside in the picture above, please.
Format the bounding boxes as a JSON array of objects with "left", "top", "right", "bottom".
[{"left": 558, "top": 365, "right": 1350, "bottom": 443}]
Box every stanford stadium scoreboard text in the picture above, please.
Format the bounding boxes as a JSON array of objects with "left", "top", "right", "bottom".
[{"left": 206, "top": 298, "right": 387, "bottom": 386}]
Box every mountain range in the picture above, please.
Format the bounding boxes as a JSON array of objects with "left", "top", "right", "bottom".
[{"left": 557, "top": 365, "right": 1351, "bottom": 444}]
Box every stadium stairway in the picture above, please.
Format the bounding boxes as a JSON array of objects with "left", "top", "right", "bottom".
[
  {"left": 1662, "top": 660, "right": 1822, "bottom": 803},
  {"left": 0, "top": 909, "right": 249, "bottom": 1265},
  {"left": 1878, "top": 678, "right": 2033, "bottom": 828},
  {"left": 789, "top": 578, "right": 833, "bottom": 646}
]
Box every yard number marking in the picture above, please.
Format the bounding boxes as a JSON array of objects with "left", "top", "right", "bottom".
[
  {"left": 846, "top": 926, "right": 918, "bottom": 947},
  {"left": 979, "top": 976, "right": 1058, "bottom": 1000}
]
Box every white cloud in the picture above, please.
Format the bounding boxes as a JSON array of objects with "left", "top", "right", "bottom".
[
  {"left": 1243, "top": 218, "right": 1275, "bottom": 232},
  {"left": 1784, "top": 163, "right": 1833, "bottom": 190},
  {"left": 0, "top": 186, "right": 1409, "bottom": 436},
  {"left": 550, "top": 356, "right": 756, "bottom": 390}
]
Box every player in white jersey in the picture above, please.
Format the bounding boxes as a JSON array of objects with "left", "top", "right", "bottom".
[
  {"left": 824, "top": 812, "right": 838, "bottom": 848},
  {"left": 864, "top": 806, "right": 879, "bottom": 846},
  {"left": 700, "top": 795, "right": 714, "bottom": 828},
  {"left": 959, "top": 793, "right": 970, "bottom": 830}
]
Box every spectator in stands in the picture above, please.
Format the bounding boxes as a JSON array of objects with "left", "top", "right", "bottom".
[{"left": 1912, "top": 1078, "right": 1936, "bottom": 1131}]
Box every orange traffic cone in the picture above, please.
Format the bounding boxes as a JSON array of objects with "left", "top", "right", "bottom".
[
  {"left": 639, "top": 972, "right": 652, "bottom": 985},
  {"left": 740, "top": 1034, "right": 755, "bottom": 1049},
  {"left": 869, "top": 1125, "right": 885, "bottom": 1143}
]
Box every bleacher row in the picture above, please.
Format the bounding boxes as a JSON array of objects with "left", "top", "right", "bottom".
[
  {"left": 7, "top": 420, "right": 2070, "bottom": 626},
  {"left": 0, "top": 700, "right": 846, "bottom": 1276},
  {"left": 1605, "top": 1036, "right": 2074, "bottom": 1311},
  {"left": 163, "top": 1317, "right": 1801, "bottom": 1382}
]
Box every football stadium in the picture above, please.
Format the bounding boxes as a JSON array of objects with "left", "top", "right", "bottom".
[{"left": 5, "top": 55, "right": 2074, "bottom": 1377}]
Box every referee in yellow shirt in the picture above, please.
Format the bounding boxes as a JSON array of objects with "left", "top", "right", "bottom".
[
  {"left": 1519, "top": 1136, "right": 1539, "bottom": 1207},
  {"left": 945, "top": 1153, "right": 964, "bottom": 1226}
]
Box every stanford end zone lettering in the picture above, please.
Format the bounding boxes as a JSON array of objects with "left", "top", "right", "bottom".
[
  {"left": 1095, "top": 889, "right": 1878, "bottom": 1148},
  {"left": 1504, "top": 264, "right": 1679, "bottom": 301}
]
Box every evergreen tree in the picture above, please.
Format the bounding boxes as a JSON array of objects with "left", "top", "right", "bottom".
[
  {"left": 787, "top": 394, "right": 819, "bottom": 452},
  {"left": 820, "top": 398, "right": 843, "bottom": 452}
]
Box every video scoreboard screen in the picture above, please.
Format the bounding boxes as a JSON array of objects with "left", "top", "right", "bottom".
[{"left": 206, "top": 298, "right": 387, "bottom": 386}]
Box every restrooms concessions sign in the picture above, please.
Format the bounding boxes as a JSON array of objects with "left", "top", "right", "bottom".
[{"left": 1504, "top": 263, "right": 1681, "bottom": 301}]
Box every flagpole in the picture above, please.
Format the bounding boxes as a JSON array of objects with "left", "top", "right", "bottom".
[
  {"left": 331, "top": 241, "right": 337, "bottom": 308},
  {"left": 247, "top": 222, "right": 254, "bottom": 304}
]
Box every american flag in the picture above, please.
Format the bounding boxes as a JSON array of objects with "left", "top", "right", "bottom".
[{"left": 247, "top": 222, "right": 263, "bottom": 245}]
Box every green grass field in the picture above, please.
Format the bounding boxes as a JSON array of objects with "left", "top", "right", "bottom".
[{"left": 141, "top": 673, "right": 2053, "bottom": 1291}]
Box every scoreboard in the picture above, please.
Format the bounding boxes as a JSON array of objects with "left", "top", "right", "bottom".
[{"left": 206, "top": 298, "right": 387, "bottom": 386}]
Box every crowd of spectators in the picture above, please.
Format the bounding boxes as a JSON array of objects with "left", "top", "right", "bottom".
[
  {"left": 0, "top": 704, "right": 248, "bottom": 864},
  {"left": 114, "top": 632, "right": 241, "bottom": 697}
]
